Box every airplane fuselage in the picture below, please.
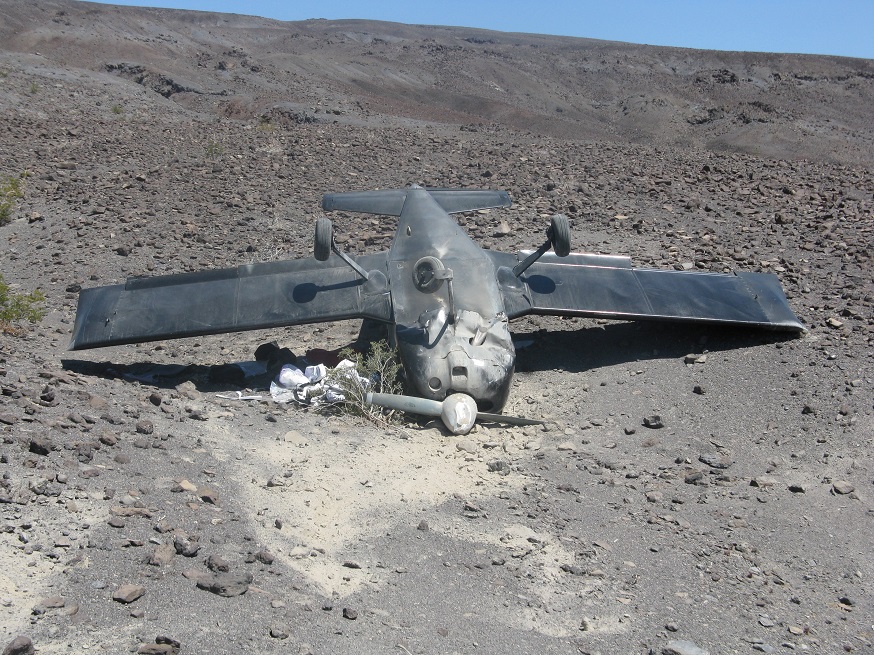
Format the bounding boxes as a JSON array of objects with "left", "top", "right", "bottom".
[{"left": 386, "top": 187, "right": 515, "bottom": 411}]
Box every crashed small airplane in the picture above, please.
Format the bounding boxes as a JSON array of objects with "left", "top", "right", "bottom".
[{"left": 71, "top": 185, "right": 803, "bottom": 424}]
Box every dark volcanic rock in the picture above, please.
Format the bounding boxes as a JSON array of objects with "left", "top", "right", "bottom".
[{"left": 195, "top": 572, "right": 253, "bottom": 597}]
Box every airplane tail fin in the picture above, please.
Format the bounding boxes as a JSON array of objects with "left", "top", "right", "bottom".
[{"left": 322, "top": 187, "right": 511, "bottom": 216}]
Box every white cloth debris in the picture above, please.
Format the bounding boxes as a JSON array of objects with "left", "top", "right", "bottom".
[
  {"left": 270, "top": 359, "right": 370, "bottom": 406},
  {"left": 278, "top": 364, "right": 309, "bottom": 387}
]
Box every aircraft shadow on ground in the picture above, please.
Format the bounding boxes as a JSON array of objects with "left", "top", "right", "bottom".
[
  {"left": 512, "top": 321, "right": 798, "bottom": 375},
  {"left": 60, "top": 358, "right": 274, "bottom": 392},
  {"left": 62, "top": 321, "right": 797, "bottom": 393}
]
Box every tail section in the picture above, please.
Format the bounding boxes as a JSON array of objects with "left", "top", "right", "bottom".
[{"left": 322, "top": 186, "right": 511, "bottom": 216}]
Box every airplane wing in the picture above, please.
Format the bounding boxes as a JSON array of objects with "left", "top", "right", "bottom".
[
  {"left": 70, "top": 254, "right": 392, "bottom": 350},
  {"left": 490, "top": 251, "right": 804, "bottom": 331}
]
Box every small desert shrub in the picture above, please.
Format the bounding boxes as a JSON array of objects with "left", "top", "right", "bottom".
[
  {"left": 204, "top": 141, "right": 224, "bottom": 159},
  {"left": 0, "top": 273, "right": 46, "bottom": 334},
  {"left": 256, "top": 116, "right": 274, "bottom": 131},
  {"left": 29, "top": 82, "right": 39, "bottom": 94},
  {"left": 112, "top": 104, "right": 124, "bottom": 115},
  {"left": 0, "top": 174, "right": 25, "bottom": 226},
  {"left": 325, "top": 339, "right": 403, "bottom": 421}
]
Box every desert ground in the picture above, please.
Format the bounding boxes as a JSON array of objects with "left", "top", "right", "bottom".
[{"left": 0, "top": 1, "right": 872, "bottom": 654}]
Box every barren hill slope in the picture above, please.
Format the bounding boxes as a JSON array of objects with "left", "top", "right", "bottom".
[{"left": 1, "top": 0, "right": 873, "bottom": 164}]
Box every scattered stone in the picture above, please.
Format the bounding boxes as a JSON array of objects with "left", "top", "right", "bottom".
[
  {"left": 698, "top": 453, "right": 733, "bottom": 469},
  {"left": 456, "top": 439, "right": 477, "bottom": 454},
  {"left": 556, "top": 441, "right": 577, "bottom": 451},
  {"left": 2, "top": 636, "right": 35, "bottom": 655},
  {"left": 255, "top": 550, "right": 275, "bottom": 565},
  {"left": 269, "top": 625, "right": 290, "bottom": 639},
  {"left": 832, "top": 480, "right": 855, "bottom": 495},
  {"left": 196, "top": 572, "right": 252, "bottom": 597},
  {"left": 173, "top": 535, "right": 201, "bottom": 557},
  {"left": 487, "top": 459, "right": 510, "bottom": 475},
  {"left": 198, "top": 488, "right": 219, "bottom": 504},
  {"left": 38, "top": 596, "right": 65, "bottom": 609},
  {"left": 663, "top": 640, "right": 710, "bottom": 655},
  {"left": 417, "top": 520, "right": 429, "bottom": 532},
  {"left": 787, "top": 483, "right": 806, "bottom": 494},
  {"left": 177, "top": 479, "right": 197, "bottom": 493},
  {"left": 643, "top": 415, "right": 664, "bottom": 429},
  {"left": 137, "top": 645, "right": 175, "bottom": 655},
  {"left": 28, "top": 437, "right": 51, "bottom": 456},
  {"left": 137, "top": 636, "right": 180, "bottom": 655},
  {"left": 147, "top": 543, "right": 175, "bottom": 566},
  {"left": 342, "top": 607, "right": 358, "bottom": 620},
  {"left": 206, "top": 555, "right": 230, "bottom": 572},
  {"left": 112, "top": 584, "right": 145, "bottom": 604},
  {"left": 135, "top": 420, "right": 154, "bottom": 435},
  {"left": 98, "top": 430, "right": 118, "bottom": 446}
]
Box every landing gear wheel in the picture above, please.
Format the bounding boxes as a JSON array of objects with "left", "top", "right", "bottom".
[
  {"left": 314, "top": 217, "right": 333, "bottom": 261},
  {"left": 549, "top": 213, "right": 571, "bottom": 257}
]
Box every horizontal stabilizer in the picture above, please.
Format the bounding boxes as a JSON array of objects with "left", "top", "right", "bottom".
[
  {"left": 70, "top": 255, "right": 391, "bottom": 350},
  {"left": 322, "top": 187, "right": 511, "bottom": 216}
]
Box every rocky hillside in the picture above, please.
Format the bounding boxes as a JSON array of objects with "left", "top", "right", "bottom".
[{"left": 1, "top": 0, "right": 872, "bottom": 165}]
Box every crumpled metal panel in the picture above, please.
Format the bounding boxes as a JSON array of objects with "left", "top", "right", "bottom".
[{"left": 396, "top": 308, "right": 515, "bottom": 411}]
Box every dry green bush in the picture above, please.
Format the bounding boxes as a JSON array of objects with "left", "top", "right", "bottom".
[
  {"left": 324, "top": 339, "right": 403, "bottom": 421},
  {"left": 0, "top": 274, "right": 45, "bottom": 334},
  {"left": 0, "top": 174, "right": 25, "bottom": 226}
]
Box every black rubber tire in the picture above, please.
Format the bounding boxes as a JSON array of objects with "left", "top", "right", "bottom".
[
  {"left": 314, "top": 217, "right": 333, "bottom": 261},
  {"left": 549, "top": 213, "right": 571, "bottom": 257}
]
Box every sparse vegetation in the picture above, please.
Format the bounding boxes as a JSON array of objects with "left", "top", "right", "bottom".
[
  {"left": 112, "top": 103, "right": 124, "bottom": 114},
  {"left": 204, "top": 141, "right": 224, "bottom": 159},
  {"left": 0, "top": 173, "right": 25, "bottom": 226},
  {"left": 28, "top": 81, "right": 39, "bottom": 94},
  {"left": 324, "top": 339, "right": 403, "bottom": 422},
  {"left": 0, "top": 273, "right": 46, "bottom": 334}
]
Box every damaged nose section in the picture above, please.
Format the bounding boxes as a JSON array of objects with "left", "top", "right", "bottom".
[{"left": 396, "top": 309, "right": 515, "bottom": 412}]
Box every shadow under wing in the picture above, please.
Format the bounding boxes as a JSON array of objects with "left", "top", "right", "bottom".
[
  {"left": 494, "top": 252, "right": 804, "bottom": 331},
  {"left": 70, "top": 254, "right": 392, "bottom": 350}
]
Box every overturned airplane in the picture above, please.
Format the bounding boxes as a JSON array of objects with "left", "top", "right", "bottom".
[{"left": 71, "top": 186, "right": 804, "bottom": 414}]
